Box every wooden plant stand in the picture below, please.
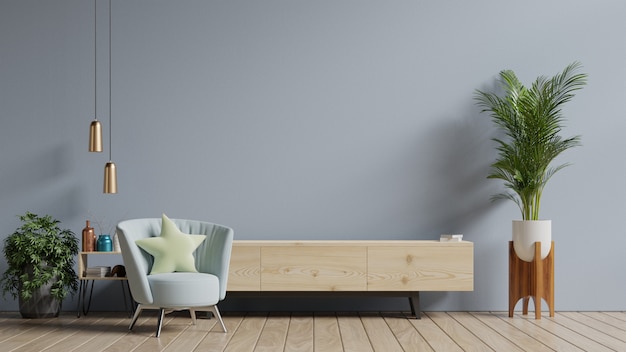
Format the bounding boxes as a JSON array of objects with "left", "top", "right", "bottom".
[{"left": 508, "top": 241, "right": 554, "bottom": 319}]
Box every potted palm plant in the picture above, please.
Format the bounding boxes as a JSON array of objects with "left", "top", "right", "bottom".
[
  {"left": 475, "top": 62, "right": 586, "bottom": 261},
  {"left": 1, "top": 212, "right": 79, "bottom": 318}
]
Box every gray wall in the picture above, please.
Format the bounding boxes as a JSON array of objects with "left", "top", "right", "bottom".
[{"left": 1, "top": 0, "right": 625, "bottom": 312}]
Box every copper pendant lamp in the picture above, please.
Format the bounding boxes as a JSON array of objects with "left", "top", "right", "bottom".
[
  {"left": 89, "top": 121, "right": 102, "bottom": 152},
  {"left": 104, "top": 0, "right": 117, "bottom": 194},
  {"left": 104, "top": 161, "right": 117, "bottom": 193},
  {"left": 89, "top": 0, "right": 102, "bottom": 152}
]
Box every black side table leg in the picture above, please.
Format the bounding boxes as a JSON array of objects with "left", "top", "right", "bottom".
[
  {"left": 120, "top": 280, "right": 135, "bottom": 318},
  {"left": 82, "top": 280, "right": 95, "bottom": 316},
  {"left": 76, "top": 281, "right": 85, "bottom": 317}
]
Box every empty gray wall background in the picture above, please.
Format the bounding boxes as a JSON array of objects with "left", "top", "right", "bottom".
[{"left": 1, "top": 0, "right": 625, "bottom": 312}]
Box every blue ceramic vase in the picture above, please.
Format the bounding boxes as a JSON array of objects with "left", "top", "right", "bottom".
[{"left": 97, "top": 234, "right": 113, "bottom": 252}]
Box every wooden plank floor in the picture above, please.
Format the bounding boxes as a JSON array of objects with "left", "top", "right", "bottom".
[{"left": 0, "top": 311, "right": 624, "bottom": 351}]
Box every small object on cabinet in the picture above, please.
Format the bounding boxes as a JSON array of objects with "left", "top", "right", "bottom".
[{"left": 440, "top": 234, "right": 463, "bottom": 242}]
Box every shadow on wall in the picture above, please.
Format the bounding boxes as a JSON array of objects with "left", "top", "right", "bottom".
[
  {"left": 411, "top": 104, "right": 501, "bottom": 237},
  {"left": 0, "top": 143, "right": 73, "bottom": 201},
  {"left": 0, "top": 141, "right": 87, "bottom": 247}
]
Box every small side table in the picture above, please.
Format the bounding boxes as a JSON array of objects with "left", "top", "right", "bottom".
[
  {"left": 76, "top": 251, "right": 133, "bottom": 317},
  {"left": 508, "top": 241, "right": 554, "bottom": 319}
]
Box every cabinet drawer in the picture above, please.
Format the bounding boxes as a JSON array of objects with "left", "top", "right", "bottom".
[
  {"left": 261, "top": 246, "right": 367, "bottom": 291},
  {"left": 367, "top": 245, "right": 473, "bottom": 291}
]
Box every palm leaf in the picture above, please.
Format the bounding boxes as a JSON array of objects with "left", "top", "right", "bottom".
[{"left": 475, "top": 62, "right": 585, "bottom": 220}]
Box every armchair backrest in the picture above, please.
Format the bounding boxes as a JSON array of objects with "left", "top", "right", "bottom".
[{"left": 116, "top": 218, "right": 234, "bottom": 305}]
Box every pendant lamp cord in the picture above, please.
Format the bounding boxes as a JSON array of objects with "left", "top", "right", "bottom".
[
  {"left": 94, "top": 0, "right": 97, "bottom": 121},
  {"left": 108, "top": 0, "right": 112, "bottom": 161}
]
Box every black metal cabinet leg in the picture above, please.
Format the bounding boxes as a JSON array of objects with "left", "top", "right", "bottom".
[{"left": 408, "top": 292, "right": 421, "bottom": 319}]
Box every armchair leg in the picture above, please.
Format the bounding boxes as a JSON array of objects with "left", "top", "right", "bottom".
[
  {"left": 211, "top": 305, "right": 227, "bottom": 333},
  {"left": 189, "top": 309, "right": 197, "bottom": 325},
  {"left": 129, "top": 304, "right": 144, "bottom": 330},
  {"left": 156, "top": 308, "right": 165, "bottom": 338}
]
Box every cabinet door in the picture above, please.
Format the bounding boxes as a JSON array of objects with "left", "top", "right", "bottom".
[
  {"left": 228, "top": 245, "right": 261, "bottom": 291},
  {"left": 261, "top": 246, "right": 367, "bottom": 291},
  {"left": 367, "top": 245, "right": 473, "bottom": 291}
]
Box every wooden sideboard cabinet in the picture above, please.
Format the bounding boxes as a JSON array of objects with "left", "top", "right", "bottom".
[{"left": 227, "top": 240, "right": 474, "bottom": 317}]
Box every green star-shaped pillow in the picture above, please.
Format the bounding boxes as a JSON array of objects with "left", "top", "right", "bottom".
[{"left": 135, "top": 214, "right": 206, "bottom": 275}]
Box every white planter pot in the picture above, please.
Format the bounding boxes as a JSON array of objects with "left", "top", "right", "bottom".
[{"left": 512, "top": 220, "right": 552, "bottom": 262}]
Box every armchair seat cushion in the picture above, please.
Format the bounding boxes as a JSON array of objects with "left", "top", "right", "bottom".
[{"left": 148, "top": 272, "right": 220, "bottom": 307}]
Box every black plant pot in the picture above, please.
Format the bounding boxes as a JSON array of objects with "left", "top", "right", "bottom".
[{"left": 18, "top": 279, "right": 61, "bottom": 319}]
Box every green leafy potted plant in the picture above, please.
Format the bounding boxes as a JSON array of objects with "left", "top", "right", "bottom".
[
  {"left": 475, "top": 62, "right": 586, "bottom": 261},
  {"left": 1, "top": 212, "right": 79, "bottom": 318}
]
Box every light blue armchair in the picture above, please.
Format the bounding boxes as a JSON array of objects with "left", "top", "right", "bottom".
[{"left": 116, "top": 217, "right": 233, "bottom": 337}]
